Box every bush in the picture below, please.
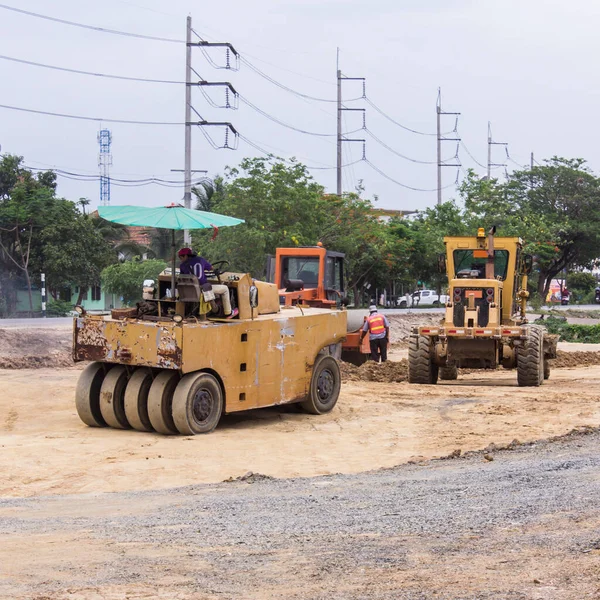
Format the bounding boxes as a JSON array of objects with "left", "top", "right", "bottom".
[
  {"left": 47, "top": 298, "right": 73, "bottom": 317},
  {"left": 542, "top": 316, "right": 600, "bottom": 343},
  {"left": 102, "top": 258, "right": 167, "bottom": 306}
]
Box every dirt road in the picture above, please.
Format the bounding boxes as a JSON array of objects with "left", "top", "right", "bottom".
[
  {"left": 2, "top": 360, "right": 600, "bottom": 498},
  {"left": 2, "top": 427, "right": 600, "bottom": 599}
]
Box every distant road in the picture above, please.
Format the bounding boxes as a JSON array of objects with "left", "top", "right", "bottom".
[
  {"left": 0, "top": 304, "right": 598, "bottom": 329},
  {"left": 0, "top": 317, "right": 73, "bottom": 328}
]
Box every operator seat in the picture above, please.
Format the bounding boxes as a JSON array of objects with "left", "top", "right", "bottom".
[{"left": 297, "top": 270, "right": 318, "bottom": 286}]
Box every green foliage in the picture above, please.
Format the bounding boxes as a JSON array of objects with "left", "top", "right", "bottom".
[
  {"left": 190, "top": 159, "right": 395, "bottom": 305},
  {"left": 47, "top": 298, "right": 73, "bottom": 317},
  {"left": 542, "top": 316, "right": 600, "bottom": 343},
  {"left": 101, "top": 258, "right": 167, "bottom": 306},
  {"left": 0, "top": 154, "right": 119, "bottom": 312},
  {"left": 454, "top": 160, "right": 600, "bottom": 303},
  {"left": 40, "top": 216, "right": 115, "bottom": 295},
  {"left": 567, "top": 272, "right": 597, "bottom": 294}
]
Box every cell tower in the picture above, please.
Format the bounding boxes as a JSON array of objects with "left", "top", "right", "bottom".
[{"left": 97, "top": 129, "right": 112, "bottom": 205}]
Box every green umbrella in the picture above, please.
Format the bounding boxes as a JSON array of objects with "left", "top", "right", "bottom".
[{"left": 98, "top": 203, "right": 244, "bottom": 295}]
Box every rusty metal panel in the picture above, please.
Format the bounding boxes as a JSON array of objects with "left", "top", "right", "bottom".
[{"left": 73, "top": 317, "right": 182, "bottom": 369}]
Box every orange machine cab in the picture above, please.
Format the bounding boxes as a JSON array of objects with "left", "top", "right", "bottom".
[{"left": 268, "top": 245, "right": 345, "bottom": 308}]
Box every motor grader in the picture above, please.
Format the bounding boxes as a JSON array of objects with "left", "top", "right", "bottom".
[
  {"left": 73, "top": 262, "right": 347, "bottom": 435},
  {"left": 408, "top": 227, "right": 557, "bottom": 386}
]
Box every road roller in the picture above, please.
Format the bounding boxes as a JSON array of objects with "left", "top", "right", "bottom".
[{"left": 73, "top": 264, "right": 350, "bottom": 435}]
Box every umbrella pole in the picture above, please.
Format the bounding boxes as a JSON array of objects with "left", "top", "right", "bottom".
[{"left": 171, "top": 229, "right": 176, "bottom": 300}]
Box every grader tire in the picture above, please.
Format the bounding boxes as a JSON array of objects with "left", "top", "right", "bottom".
[
  {"left": 408, "top": 333, "right": 439, "bottom": 384},
  {"left": 99, "top": 366, "right": 131, "bottom": 429},
  {"left": 300, "top": 355, "right": 341, "bottom": 415},
  {"left": 517, "top": 326, "right": 544, "bottom": 387},
  {"left": 439, "top": 365, "right": 458, "bottom": 381},
  {"left": 75, "top": 362, "right": 109, "bottom": 428},
  {"left": 124, "top": 368, "right": 154, "bottom": 432},
  {"left": 172, "top": 372, "right": 224, "bottom": 435},
  {"left": 147, "top": 370, "right": 180, "bottom": 435}
]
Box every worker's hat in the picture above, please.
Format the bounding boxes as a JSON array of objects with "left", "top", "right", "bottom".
[
  {"left": 178, "top": 247, "right": 193, "bottom": 257},
  {"left": 369, "top": 304, "right": 377, "bottom": 312}
]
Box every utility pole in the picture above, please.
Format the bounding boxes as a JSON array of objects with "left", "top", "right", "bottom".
[
  {"left": 530, "top": 151, "right": 534, "bottom": 171},
  {"left": 487, "top": 122, "right": 507, "bottom": 179},
  {"left": 336, "top": 49, "right": 365, "bottom": 196},
  {"left": 181, "top": 17, "right": 239, "bottom": 244},
  {"left": 183, "top": 16, "right": 192, "bottom": 244},
  {"left": 436, "top": 89, "right": 461, "bottom": 205}
]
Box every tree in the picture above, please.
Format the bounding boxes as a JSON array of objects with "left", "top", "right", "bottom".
[
  {"left": 505, "top": 158, "right": 600, "bottom": 301},
  {"left": 192, "top": 158, "right": 329, "bottom": 276},
  {"left": 0, "top": 155, "right": 120, "bottom": 313},
  {"left": 41, "top": 216, "right": 116, "bottom": 304},
  {"left": 101, "top": 258, "right": 167, "bottom": 306},
  {"left": 189, "top": 158, "right": 396, "bottom": 306},
  {"left": 0, "top": 156, "right": 58, "bottom": 311}
]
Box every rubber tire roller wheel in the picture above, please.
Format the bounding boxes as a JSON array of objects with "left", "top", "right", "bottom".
[
  {"left": 439, "top": 365, "right": 458, "bottom": 380},
  {"left": 75, "top": 361, "right": 110, "bottom": 427},
  {"left": 99, "top": 365, "right": 131, "bottom": 429},
  {"left": 517, "top": 326, "right": 544, "bottom": 387},
  {"left": 300, "top": 355, "right": 341, "bottom": 415},
  {"left": 172, "top": 372, "right": 224, "bottom": 435},
  {"left": 124, "top": 368, "right": 154, "bottom": 432},
  {"left": 408, "top": 333, "right": 439, "bottom": 384},
  {"left": 147, "top": 370, "right": 180, "bottom": 434}
]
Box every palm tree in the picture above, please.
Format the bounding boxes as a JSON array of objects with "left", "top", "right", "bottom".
[
  {"left": 192, "top": 179, "right": 222, "bottom": 212},
  {"left": 76, "top": 197, "right": 91, "bottom": 215}
]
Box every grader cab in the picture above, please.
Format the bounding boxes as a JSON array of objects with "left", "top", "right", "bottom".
[{"left": 408, "top": 227, "right": 557, "bottom": 386}]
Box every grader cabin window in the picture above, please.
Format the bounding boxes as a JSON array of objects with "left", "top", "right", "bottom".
[{"left": 453, "top": 249, "right": 509, "bottom": 280}]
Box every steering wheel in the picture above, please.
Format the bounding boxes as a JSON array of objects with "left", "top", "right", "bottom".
[{"left": 210, "top": 260, "right": 230, "bottom": 283}]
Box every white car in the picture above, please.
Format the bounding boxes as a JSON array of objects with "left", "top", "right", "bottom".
[{"left": 397, "top": 289, "right": 449, "bottom": 308}]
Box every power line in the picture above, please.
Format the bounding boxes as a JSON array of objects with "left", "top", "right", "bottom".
[
  {"left": 239, "top": 95, "right": 357, "bottom": 138},
  {"left": 25, "top": 165, "right": 210, "bottom": 187},
  {"left": 237, "top": 134, "right": 361, "bottom": 171},
  {"left": 0, "top": 54, "right": 184, "bottom": 84},
  {"left": 459, "top": 140, "right": 487, "bottom": 169},
  {"left": 364, "top": 128, "right": 438, "bottom": 165},
  {"left": 364, "top": 159, "right": 457, "bottom": 192},
  {"left": 0, "top": 3, "right": 184, "bottom": 43},
  {"left": 241, "top": 57, "right": 359, "bottom": 103},
  {"left": 365, "top": 97, "right": 442, "bottom": 136},
  {"left": 0, "top": 103, "right": 184, "bottom": 125}
]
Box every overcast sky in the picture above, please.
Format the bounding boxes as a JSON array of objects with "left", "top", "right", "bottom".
[{"left": 0, "top": 0, "right": 597, "bottom": 212}]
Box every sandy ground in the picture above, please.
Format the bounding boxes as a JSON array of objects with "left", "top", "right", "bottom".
[
  {"left": 3, "top": 360, "right": 600, "bottom": 498},
  {"left": 2, "top": 429, "right": 600, "bottom": 600}
]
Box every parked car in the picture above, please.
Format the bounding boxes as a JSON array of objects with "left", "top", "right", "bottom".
[{"left": 397, "top": 289, "right": 449, "bottom": 308}]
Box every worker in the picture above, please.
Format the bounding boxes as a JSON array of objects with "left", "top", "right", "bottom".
[
  {"left": 178, "top": 248, "right": 238, "bottom": 318},
  {"left": 360, "top": 304, "right": 390, "bottom": 363}
]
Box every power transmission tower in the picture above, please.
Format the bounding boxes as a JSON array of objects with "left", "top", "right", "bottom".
[
  {"left": 97, "top": 128, "right": 112, "bottom": 206},
  {"left": 436, "top": 89, "right": 460, "bottom": 205},
  {"left": 337, "top": 50, "right": 365, "bottom": 196},
  {"left": 487, "top": 122, "right": 507, "bottom": 179},
  {"left": 183, "top": 16, "right": 239, "bottom": 243}
]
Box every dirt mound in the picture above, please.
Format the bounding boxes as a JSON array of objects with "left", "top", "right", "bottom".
[
  {"left": 0, "top": 327, "right": 73, "bottom": 369},
  {"left": 341, "top": 359, "right": 408, "bottom": 383},
  {"left": 387, "top": 313, "right": 442, "bottom": 345},
  {"left": 553, "top": 351, "right": 600, "bottom": 369}
]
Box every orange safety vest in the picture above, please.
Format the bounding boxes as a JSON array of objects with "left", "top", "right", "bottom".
[{"left": 367, "top": 314, "right": 386, "bottom": 335}]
